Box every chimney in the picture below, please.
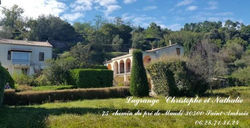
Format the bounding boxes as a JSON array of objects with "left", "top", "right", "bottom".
[{"left": 169, "top": 40, "right": 172, "bottom": 46}]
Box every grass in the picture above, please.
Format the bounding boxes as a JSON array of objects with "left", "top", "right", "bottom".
[{"left": 0, "top": 86, "right": 250, "bottom": 128}]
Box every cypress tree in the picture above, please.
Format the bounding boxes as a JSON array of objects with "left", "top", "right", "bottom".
[{"left": 130, "top": 49, "right": 149, "bottom": 96}]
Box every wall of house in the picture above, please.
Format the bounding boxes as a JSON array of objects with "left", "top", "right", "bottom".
[
  {"left": 155, "top": 44, "right": 184, "bottom": 57},
  {"left": 0, "top": 43, "right": 52, "bottom": 75}
]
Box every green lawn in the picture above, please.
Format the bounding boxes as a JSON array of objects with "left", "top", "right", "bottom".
[{"left": 0, "top": 86, "right": 249, "bottom": 128}]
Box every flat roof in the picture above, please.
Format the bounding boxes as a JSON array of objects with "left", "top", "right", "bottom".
[{"left": 0, "top": 38, "right": 53, "bottom": 47}]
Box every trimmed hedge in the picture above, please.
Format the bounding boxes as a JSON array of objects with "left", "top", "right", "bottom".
[
  {"left": 87, "top": 65, "right": 108, "bottom": 69},
  {"left": 3, "top": 87, "right": 130, "bottom": 105},
  {"left": 130, "top": 49, "right": 149, "bottom": 97},
  {"left": 0, "top": 64, "right": 14, "bottom": 106},
  {"left": 147, "top": 60, "right": 208, "bottom": 96},
  {"left": 70, "top": 69, "right": 113, "bottom": 88}
]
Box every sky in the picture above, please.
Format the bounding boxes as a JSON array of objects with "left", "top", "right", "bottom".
[{"left": 1, "top": 0, "right": 250, "bottom": 30}]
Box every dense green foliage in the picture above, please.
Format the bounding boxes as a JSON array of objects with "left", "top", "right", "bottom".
[
  {"left": 147, "top": 59, "right": 208, "bottom": 96},
  {"left": 12, "top": 73, "right": 37, "bottom": 86},
  {"left": 70, "top": 69, "right": 113, "bottom": 88},
  {"left": 0, "top": 64, "right": 14, "bottom": 106},
  {"left": 231, "top": 66, "right": 250, "bottom": 86},
  {"left": 130, "top": 50, "right": 149, "bottom": 96}
]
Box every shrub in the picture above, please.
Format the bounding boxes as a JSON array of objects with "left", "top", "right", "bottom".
[
  {"left": 12, "top": 73, "right": 37, "bottom": 86},
  {"left": 147, "top": 59, "right": 208, "bottom": 96},
  {"left": 0, "top": 64, "right": 14, "bottom": 106},
  {"left": 130, "top": 49, "right": 149, "bottom": 97},
  {"left": 70, "top": 69, "right": 113, "bottom": 88},
  {"left": 34, "top": 74, "right": 51, "bottom": 86},
  {"left": 3, "top": 87, "right": 129, "bottom": 105},
  {"left": 231, "top": 66, "right": 250, "bottom": 86}
]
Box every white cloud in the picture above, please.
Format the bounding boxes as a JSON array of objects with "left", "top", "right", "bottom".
[
  {"left": 122, "top": 13, "right": 152, "bottom": 27},
  {"left": 0, "top": 0, "right": 66, "bottom": 18},
  {"left": 121, "top": 13, "right": 167, "bottom": 28},
  {"left": 206, "top": 1, "right": 218, "bottom": 10},
  {"left": 167, "top": 24, "right": 182, "bottom": 31},
  {"left": 69, "top": 0, "right": 121, "bottom": 18},
  {"left": 70, "top": 0, "right": 93, "bottom": 12},
  {"left": 186, "top": 6, "right": 197, "bottom": 11},
  {"left": 123, "top": 0, "right": 137, "bottom": 4},
  {"left": 105, "top": 5, "right": 121, "bottom": 16},
  {"left": 96, "top": 0, "right": 118, "bottom": 6},
  {"left": 143, "top": 6, "right": 157, "bottom": 11},
  {"left": 191, "top": 12, "right": 234, "bottom": 22},
  {"left": 176, "top": 0, "right": 193, "bottom": 7},
  {"left": 61, "top": 12, "right": 84, "bottom": 21}
]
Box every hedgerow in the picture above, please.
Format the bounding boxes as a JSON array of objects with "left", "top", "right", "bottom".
[{"left": 70, "top": 69, "right": 113, "bottom": 88}]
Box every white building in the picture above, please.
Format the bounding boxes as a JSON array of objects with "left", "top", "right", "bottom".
[
  {"left": 0, "top": 39, "right": 52, "bottom": 75},
  {"left": 105, "top": 43, "right": 184, "bottom": 84}
]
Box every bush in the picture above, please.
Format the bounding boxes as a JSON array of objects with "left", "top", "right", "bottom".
[
  {"left": 0, "top": 64, "right": 14, "bottom": 106},
  {"left": 231, "top": 66, "right": 250, "bottom": 86},
  {"left": 130, "top": 49, "right": 149, "bottom": 97},
  {"left": 34, "top": 74, "right": 51, "bottom": 86},
  {"left": 3, "top": 87, "right": 129, "bottom": 105},
  {"left": 70, "top": 69, "right": 113, "bottom": 88},
  {"left": 12, "top": 73, "right": 37, "bottom": 86},
  {"left": 147, "top": 59, "right": 208, "bottom": 96}
]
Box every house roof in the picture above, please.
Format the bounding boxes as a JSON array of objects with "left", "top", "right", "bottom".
[
  {"left": 0, "top": 38, "right": 53, "bottom": 47},
  {"left": 145, "top": 43, "right": 179, "bottom": 52}
]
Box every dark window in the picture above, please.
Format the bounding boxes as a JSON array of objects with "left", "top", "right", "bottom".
[
  {"left": 39, "top": 52, "right": 45, "bottom": 61},
  {"left": 176, "top": 48, "right": 180, "bottom": 56},
  {"left": 22, "top": 68, "right": 28, "bottom": 75},
  {"left": 8, "top": 51, "right": 11, "bottom": 60}
]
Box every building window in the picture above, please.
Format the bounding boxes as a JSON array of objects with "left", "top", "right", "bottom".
[
  {"left": 22, "top": 68, "right": 28, "bottom": 75},
  {"left": 39, "top": 52, "right": 44, "bottom": 61},
  {"left": 8, "top": 51, "right": 11, "bottom": 60},
  {"left": 176, "top": 48, "right": 180, "bottom": 56},
  {"left": 12, "top": 52, "right": 30, "bottom": 63}
]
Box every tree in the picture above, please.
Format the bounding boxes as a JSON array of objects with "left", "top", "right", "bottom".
[
  {"left": 0, "top": 64, "right": 14, "bottom": 106},
  {"left": 240, "top": 25, "right": 250, "bottom": 43},
  {"left": 144, "top": 22, "right": 162, "bottom": 39},
  {"left": 112, "top": 35, "right": 123, "bottom": 51},
  {"left": 0, "top": 5, "right": 26, "bottom": 39},
  {"left": 28, "top": 15, "right": 78, "bottom": 42},
  {"left": 131, "top": 32, "right": 151, "bottom": 50},
  {"left": 226, "top": 37, "right": 248, "bottom": 49},
  {"left": 130, "top": 50, "right": 149, "bottom": 97},
  {"left": 220, "top": 42, "right": 244, "bottom": 63},
  {"left": 188, "top": 40, "right": 219, "bottom": 91},
  {"left": 42, "top": 57, "right": 77, "bottom": 85}
]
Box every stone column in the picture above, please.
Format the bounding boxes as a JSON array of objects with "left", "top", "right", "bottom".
[
  {"left": 118, "top": 61, "right": 120, "bottom": 74},
  {"left": 124, "top": 59, "right": 127, "bottom": 82}
]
